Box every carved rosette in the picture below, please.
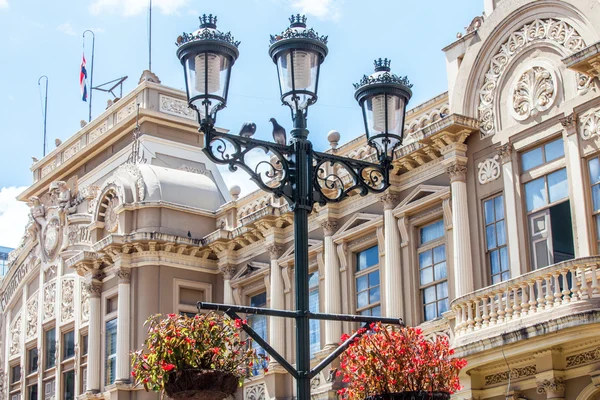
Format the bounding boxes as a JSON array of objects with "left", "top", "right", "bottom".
[
  {"left": 320, "top": 219, "right": 338, "bottom": 236},
  {"left": 104, "top": 197, "right": 120, "bottom": 233},
  {"left": 579, "top": 109, "right": 600, "bottom": 140},
  {"left": 245, "top": 383, "right": 266, "bottom": 400},
  {"left": 379, "top": 192, "right": 398, "bottom": 210},
  {"left": 536, "top": 378, "right": 565, "bottom": 394},
  {"left": 43, "top": 281, "right": 56, "bottom": 320},
  {"left": 266, "top": 244, "right": 285, "bottom": 261},
  {"left": 9, "top": 314, "right": 21, "bottom": 357},
  {"left": 26, "top": 296, "right": 38, "bottom": 339},
  {"left": 117, "top": 268, "right": 131, "bottom": 284},
  {"left": 80, "top": 282, "right": 90, "bottom": 323},
  {"left": 446, "top": 163, "right": 468, "bottom": 183},
  {"left": 219, "top": 265, "right": 237, "bottom": 280},
  {"left": 61, "top": 278, "right": 75, "bottom": 322},
  {"left": 511, "top": 66, "right": 556, "bottom": 121},
  {"left": 478, "top": 18, "right": 585, "bottom": 137},
  {"left": 477, "top": 155, "right": 501, "bottom": 184}
]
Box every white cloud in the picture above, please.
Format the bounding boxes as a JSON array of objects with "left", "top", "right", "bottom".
[
  {"left": 187, "top": 9, "right": 198, "bottom": 16},
  {"left": 290, "top": 0, "right": 343, "bottom": 21},
  {"left": 217, "top": 149, "right": 279, "bottom": 199},
  {"left": 57, "top": 22, "right": 76, "bottom": 36},
  {"left": 0, "top": 0, "right": 8, "bottom": 9},
  {"left": 90, "top": 0, "right": 188, "bottom": 16},
  {"left": 0, "top": 187, "right": 29, "bottom": 249}
]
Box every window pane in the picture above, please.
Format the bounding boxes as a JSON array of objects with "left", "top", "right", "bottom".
[
  {"left": 438, "top": 298, "right": 449, "bottom": 315},
  {"left": 424, "top": 303, "right": 437, "bottom": 321},
  {"left": 548, "top": 168, "right": 568, "bottom": 203},
  {"left": 436, "top": 281, "right": 448, "bottom": 299},
  {"left": 496, "top": 221, "right": 506, "bottom": 246},
  {"left": 309, "top": 285, "right": 320, "bottom": 359},
  {"left": 522, "top": 147, "right": 543, "bottom": 171},
  {"left": 357, "top": 246, "right": 378, "bottom": 271},
  {"left": 423, "top": 286, "right": 436, "bottom": 303},
  {"left": 250, "top": 292, "right": 267, "bottom": 308},
  {"left": 105, "top": 319, "right": 117, "bottom": 385},
  {"left": 370, "top": 306, "right": 381, "bottom": 317},
  {"left": 484, "top": 199, "right": 495, "bottom": 225},
  {"left": 369, "top": 287, "right": 380, "bottom": 304},
  {"left": 419, "top": 250, "right": 432, "bottom": 267},
  {"left": 544, "top": 138, "right": 564, "bottom": 162},
  {"left": 420, "top": 267, "right": 433, "bottom": 285},
  {"left": 494, "top": 195, "right": 505, "bottom": 220},
  {"left": 490, "top": 250, "right": 500, "bottom": 274},
  {"left": 525, "top": 177, "right": 547, "bottom": 212},
  {"left": 589, "top": 158, "right": 600, "bottom": 185},
  {"left": 308, "top": 272, "right": 319, "bottom": 288},
  {"left": 63, "top": 370, "right": 75, "bottom": 400},
  {"left": 63, "top": 331, "right": 75, "bottom": 360},
  {"left": 420, "top": 220, "right": 444, "bottom": 244},
  {"left": 368, "top": 271, "right": 380, "bottom": 287},
  {"left": 592, "top": 185, "right": 600, "bottom": 211},
  {"left": 356, "top": 275, "right": 368, "bottom": 292},
  {"left": 28, "top": 348, "right": 38, "bottom": 374},
  {"left": 45, "top": 329, "right": 56, "bottom": 369},
  {"left": 500, "top": 247, "right": 509, "bottom": 273},
  {"left": 486, "top": 225, "right": 496, "bottom": 249},
  {"left": 357, "top": 291, "right": 369, "bottom": 309},
  {"left": 534, "top": 241, "right": 550, "bottom": 269},
  {"left": 434, "top": 262, "right": 447, "bottom": 281},
  {"left": 433, "top": 245, "right": 446, "bottom": 263},
  {"left": 28, "top": 384, "right": 38, "bottom": 400}
]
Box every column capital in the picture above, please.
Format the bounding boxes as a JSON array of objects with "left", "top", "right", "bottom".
[
  {"left": 266, "top": 244, "right": 285, "bottom": 260},
  {"left": 497, "top": 143, "right": 513, "bottom": 164},
  {"left": 560, "top": 113, "right": 577, "bottom": 136},
  {"left": 379, "top": 192, "right": 399, "bottom": 210},
  {"left": 84, "top": 281, "right": 102, "bottom": 298},
  {"left": 320, "top": 219, "right": 338, "bottom": 236},
  {"left": 116, "top": 268, "right": 131, "bottom": 284},
  {"left": 446, "top": 162, "right": 468, "bottom": 183},
  {"left": 219, "top": 265, "right": 237, "bottom": 280},
  {"left": 536, "top": 377, "right": 565, "bottom": 395}
]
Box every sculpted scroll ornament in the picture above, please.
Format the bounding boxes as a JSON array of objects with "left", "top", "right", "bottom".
[
  {"left": 81, "top": 282, "right": 90, "bottom": 323},
  {"left": 9, "top": 314, "right": 21, "bottom": 357},
  {"left": 536, "top": 378, "right": 565, "bottom": 394},
  {"left": 26, "top": 297, "right": 38, "bottom": 339},
  {"left": 511, "top": 66, "right": 556, "bottom": 121},
  {"left": 478, "top": 18, "right": 585, "bottom": 137},
  {"left": 61, "top": 279, "right": 75, "bottom": 322},
  {"left": 43, "top": 281, "right": 56, "bottom": 320},
  {"left": 579, "top": 109, "right": 600, "bottom": 140},
  {"left": 477, "top": 155, "right": 501, "bottom": 184}
]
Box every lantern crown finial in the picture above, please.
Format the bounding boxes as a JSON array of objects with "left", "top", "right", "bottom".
[
  {"left": 374, "top": 58, "right": 391, "bottom": 72},
  {"left": 289, "top": 14, "right": 307, "bottom": 27},
  {"left": 199, "top": 14, "right": 217, "bottom": 29}
]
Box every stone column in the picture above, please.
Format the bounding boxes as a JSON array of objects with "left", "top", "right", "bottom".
[
  {"left": 220, "top": 265, "right": 236, "bottom": 304},
  {"left": 115, "top": 268, "right": 131, "bottom": 383},
  {"left": 447, "top": 162, "right": 474, "bottom": 297},
  {"left": 267, "top": 244, "right": 285, "bottom": 359},
  {"left": 561, "top": 114, "right": 591, "bottom": 257},
  {"left": 321, "top": 220, "right": 342, "bottom": 347},
  {"left": 379, "top": 192, "right": 403, "bottom": 318},
  {"left": 498, "top": 144, "right": 522, "bottom": 278},
  {"left": 85, "top": 279, "right": 102, "bottom": 393},
  {"left": 536, "top": 378, "right": 565, "bottom": 400}
]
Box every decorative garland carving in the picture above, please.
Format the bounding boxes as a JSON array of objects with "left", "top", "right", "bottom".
[
  {"left": 478, "top": 18, "right": 585, "bottom": 137},
  {"left": 579, "top": 109, "right": 600, "bottom": 140},
  {"left": 26, "top": 296, "right": 38, "bottom": 339},
  {"left": 81, "top": 281, "right": 90, "bottom": 323},
  {"left": 245, "top": 383, "right": 266, "bottom": 400},
  {"left": 566, "top": 346, "right": 600, "bottom": 368},
  {"left": 536, "top": 378, "right": 565, "bottom": 394},
  {"left": 9, "top": 314, "right": 21, "bottom": 357},
  {"left": 43, "top": 281, "right": 56, "bottom": 320},
  {"left": 159, "top": 95, "right": 196, "bottom": 120},
  {"left": 61, "top": 278, "right": 75, "bottom": 322},
  {"left": 510, "top": 66, "right": 556, "bottom": 121},
  {"left": 484, "top": 365, "right": 536, "bottom": 386},
  {"left": 477, "top": 155, "right": 501, "bottom": 184}
]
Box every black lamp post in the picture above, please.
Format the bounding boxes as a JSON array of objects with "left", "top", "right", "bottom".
[{"left": 176, "top": 14, "right": 412, "bottom": 400}]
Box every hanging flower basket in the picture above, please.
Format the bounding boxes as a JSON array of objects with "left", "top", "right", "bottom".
[
  {"left": 366, "top": 392, "right": 450, "bottom": 400},
  {"left": 131, "top": 313, "right": 266, "bottom": 399}
]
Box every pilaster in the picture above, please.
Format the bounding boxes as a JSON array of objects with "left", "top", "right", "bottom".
[
  {"left": 219, "top": 265, "right": 237, "bottom": 305},
  {"left": 498, "top": 143, "right": 522, "bottom": 278},
  {"left": 85, "top": 277, "right": 102, "bottom": 393},
  {"left": 267, "top": 244, "right": 285, "bottom": 362},
  {"left": 379, "top": 192, "right": 403, "bottom": 318},
  {"left": 115, "top": 267, "right": 131, "bottom": 383},
  {"left": 321, "top": 219, "right": 341, "bottom": 347}
]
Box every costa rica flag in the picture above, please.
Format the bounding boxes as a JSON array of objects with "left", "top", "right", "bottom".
[{"left": 80, "top": 54, "right": 88, "bottom": 102}]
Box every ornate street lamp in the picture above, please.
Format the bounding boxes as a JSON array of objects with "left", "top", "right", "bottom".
[{"left": 176, "top": 14, "right": 410, "bottom": 400}]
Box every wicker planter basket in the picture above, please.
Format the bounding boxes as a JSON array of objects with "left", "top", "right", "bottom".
[
  {"left": 164, "top": 369, "right": 239, "bottom": 400},
  {"left": 366, "top": 392, "right": 451, "bottom": 400}
]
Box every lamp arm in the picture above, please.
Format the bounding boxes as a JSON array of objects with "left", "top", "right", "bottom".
[
  {"left": 312, "top": 151, "right": 391, "bottom": 205},
  {"left": 202, "top": 124, "right": 294, "bottom": 203}
]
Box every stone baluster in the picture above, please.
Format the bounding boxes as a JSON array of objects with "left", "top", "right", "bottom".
[
  {"left": 561, "top": 269, "right": 571, "bottom": 304},
  {"left": 267, "top": 244, "right": 285, "bottom": 359},
  {"left": 553, "top": 272, "right": 562, "bottom": 305},
  {"left": 482, "top": 296, "right": 490, "bottom": 327},
  {"left": 474, "top": 300, "right": 482, "bottom": 330},
  {"left": 504, "top": 289, "right": 512, "bottom": 320},
  {"left": 512, "top": 287, "right": 521, "bottom": 317},
  {"left": 453, "top": 306, "right": 462, "bottom": 335},
  {"left": 497, "top": 293, "right": 505, "bottom": 322},
  {"left": 489, "top": 293, "right": 498, "bottom": 325},
  {"left": 570, "top": 266, "right": 580, "bottom": 302},
  {"left": 115, "top": 268, "right": 132, "bottom": 383},
  {"left": 544, "top": 275, "right": 553, "bottom": 309},
  {"left": 220, "top": 265, "right": 236, "bottom": 304},
  {"left": 460, "top": 304, "right": 468, "bottom": 334},
  {"left": 536, "top": 278, "right": 545, "bottom": 309},
  {"left": 466, "top": 301, "right": 475, "bottom": 332},
  {"left": 446, "top": 162, "right": 474, "bottom": 297},
  {"left": 528, "top": 281, "right": 537, "bottom": 313},
  {"left": 579, "top": 266, "right": 589, "bottom": 299},
  {"left": 520, "top": 283, "right": 529, "bottom": 316},
  {"left": 380, "top": 192, "right": 403, "bottom": 318},
  {"left": 591, "top": 263, "right": 600, "bottom": 298},
  {"left": 321, "top": 220, "right": 342, "bottom": 347},
  {"left": 86, "top": 279, "right": 102, "bottom": 393}
]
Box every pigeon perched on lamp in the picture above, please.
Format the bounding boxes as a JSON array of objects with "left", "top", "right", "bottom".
[
  {"left": 238, "top": 121, "right": 257, "bottom": 138},
  {"left": 269, "top": 118, "right": 287, "bottom": 145}
]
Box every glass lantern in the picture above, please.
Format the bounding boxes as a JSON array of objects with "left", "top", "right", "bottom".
[
  {"left": 354, "top": 59, "right": 412, "bottom": 161},
  {"left": 176, "top": 14, "right": 240, "bottom": 124},
  {"left": 269, "top": 15, "right": 328, "bottom": 124}
]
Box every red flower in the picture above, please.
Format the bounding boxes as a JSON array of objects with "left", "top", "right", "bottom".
[
  {"left": 162, "top": 363, "right": 175, "bottom": 372},
  {"left": 168, "top": 313, "right": 176, "bottom": 318},
  {"left": 212, "top": 347, "right": 220, "bottom": 354},
  {"left": 264, "top": 367, "right": 269, "bottom": 373},
  {"left": 131, "top": 371, "right": 136, "bottom": 377}
]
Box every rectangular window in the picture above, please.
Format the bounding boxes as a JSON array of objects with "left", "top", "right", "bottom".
[
  {"left": 355, "top": 245, "right": 380, "bottom": 316},
  {"left": 10, "top": 394, "right": 21, "bottom": 400},
  {"left": 43, "top": 380, "right": 55, "bottom": 400},
  {"left": 11, "top": 365, "right": 21, "bottom": 383},
  {"left": 105, "top": 319, "right": 117, "bottom": 385},
  {"left": 308, "top": 272, "right": 320, "bottom": 358},
  {"left": 27, "top": 348, "right": 38, "bottom": 374},
  {"left": 589, "top": 157, "right": 600, "bottom": 252},
  {"left": 419, "top": 220, "right": 448, "bottom": 321},
  {"left": 521, "top": 138, "right": 565, "bottom": 171},
  {"left": 106, "top": 296, "right": 118, "bottom": 314},
  {"left": 248, "top": 292, "right": 267, "bottom": 376},
  {"left": 45, "top": 328, "right": 56, "bottom": 369},
  {"left": 524, "top": 168, "right": 568, "bottom": 212},
  {"left": 484, "top": 195, "right": 509, "bottom": 284},
  {"left": 63, "top": 370, "right": 75, "bottom": 400},
  {"left": 27, "top": 385, "right": 37, "bottom": 400},
  {"left": 63, "top": 331, "right": 75, "bottom": 360},
  {"left": 81, "top": 334, "right": 88, "bottom": 356}
]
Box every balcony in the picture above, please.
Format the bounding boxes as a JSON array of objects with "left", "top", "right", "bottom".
[{"left": 450, "top": 256, "right": 600, "bottom": 352}]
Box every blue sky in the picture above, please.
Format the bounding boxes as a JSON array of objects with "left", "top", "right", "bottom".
[{"left": 0, "top": 0, "right": 483, "bottom": 246}]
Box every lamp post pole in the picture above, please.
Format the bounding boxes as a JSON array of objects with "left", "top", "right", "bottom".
[{"left": 176, "top": 15, "right": 413, "bottom": 400}]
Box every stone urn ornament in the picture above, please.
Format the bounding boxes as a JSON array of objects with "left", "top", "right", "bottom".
[
  {"left": 131, "top": 312, "right": 266, "bottom": 400},
  {"left": 336, "top": 323, "right": 467, "bottom": 400}
]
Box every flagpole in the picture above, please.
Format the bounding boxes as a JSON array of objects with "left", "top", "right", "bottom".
[
  {"left": 83, "top": 30, "right": 95, "bottom": 122},
  {"left": 148, "top": 0, "right": 152, "bottom": 71},
  {"left": 38, "top": 75, "right": 49, "bottom": 157}
]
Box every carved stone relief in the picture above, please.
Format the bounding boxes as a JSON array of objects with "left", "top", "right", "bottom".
[
  {"left": 26, "top": 296, "right": 38, "bottom": 339},
  {"left": 579, "top": 109, "right": 600, "bottom": 140},
  {"left": 484, "top": 365, "right": 536, "bottom": 386},
  {"left": 67, "top": 223, "right": 92, "bottom": 246},
  {"left": 63, "top": 141, "right": 81, "bottom": 161},
  {"left": 116, "top": 101, "right": 137, "bottom": 123},
  {"left": 104, "top": 196, "right": 120, "bottom": 233},
  {"left": 61, "top": 278, "right": 75, "bottom": 322},
  {"left": 41, "top": 160, "right": 57, "bottom": 178},
  {"left": 566, "top": 346, "right": 600, "bottom": 368},
  {"left": 43, "top": 281, "right": 56, "bottom": 320},
  {"left": 536, "top": 377, "right": 565, "bottom": 394},
  {"left": 245, "top": 383, "right": 266, "bottom": 400},
  {"left": 510, "top": 66, "right": 556, "bottom": 121},
  {"left": 159, "top": 94, "right": 196, "bottom": 120},
  {"left": 88, "top": 120, "right": 108, "bottom": 143},
  {"left": 478, "top": 18, "right": 585, "bottom": 137},
  {"left": 81, "top": 282, "right": 90, "bottom": 323},
  {"left": 477, "top": 155, "right": 501, "bottom": 184},
  {"left": 9, "top": 314, "right": 21, "bottom": 357}
]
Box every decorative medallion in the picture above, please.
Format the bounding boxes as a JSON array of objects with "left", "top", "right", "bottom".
[
  {"left": 579, "top": 109, "right": 600, "bottom": 140},
  {"left": 43, "top": 281, "right": 56, "bottom": 320},
  {"left": 511, "top": 66, "right": 556, "bottom": 121},
  {"left": 61, "top": 279, "right": 75, "bottom": 322},
  {"left": 26, "top": 296, "right": 38, "bottom": 339},
  {"left": 478, "top": 155, "right": 501, "bottom": 184},
  {"left": 104, "top": 197, "right": 120, "bottom": 233},
  {"left": 478, "top": 18, "right": 585, "bottom": 137},
  {"left": 43, "top": 218, "right": 61, "bottom": 258}
]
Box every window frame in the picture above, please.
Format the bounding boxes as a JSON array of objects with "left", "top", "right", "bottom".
[
  {"left": 587, "top": 155, "right": 600, "bottom": 253},
  {"left": 247, "top": 290, "right": 268, "bottom": 376},
  {"left": 62, "top": 330, "right": 75, "bottom": 361},
  {"left": 44, "top": 327, "right": 56, "bottom": 371},
  {"left": 354, "top": 245, "right": 381, "bottom": 316},
  {"left": 520, "top": 137, "right": 565, "bottom": 172},
  {"left": 102, "top": 287, "right": 118, "bottom": 387},
  {"left": 26, "top": 347, "right": 38, "bottom": 376},
  {"left": 173, "top": 279, "right": 212, "bottom": 316},
  {"left": 482, "top": 194, "right": 510, "bottom": 284},
  {"left": 308, "top": 270, "right": 320, "bottom": 359}
]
